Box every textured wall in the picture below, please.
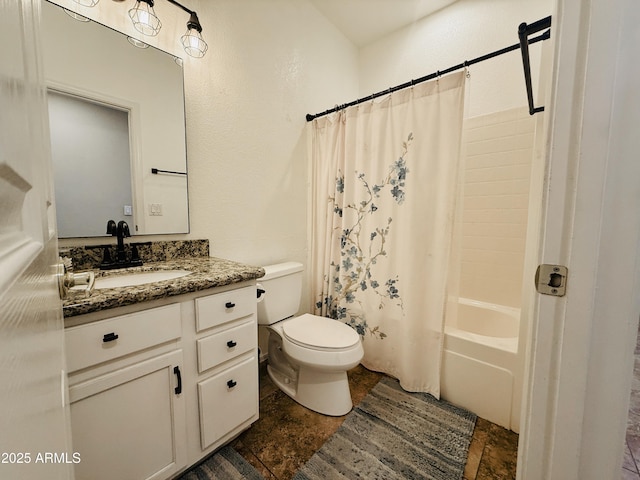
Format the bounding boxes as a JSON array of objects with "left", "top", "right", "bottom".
[
  {"left": 183, "top": 1, "right": 358, "bottom": 271},
  {"left": 358, "top": 0, "right": 552, "bottom": 117}
]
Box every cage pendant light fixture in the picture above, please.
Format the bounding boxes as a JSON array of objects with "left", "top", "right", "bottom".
[
  {"left": 69, "top": 0, "right": 208, "bottom": 58},
  {"left": 129, "top": 0, "right": 162, "bottom": 37},
  {"left": 181, "top": 11, "right": 208, "bottom": 58},
  {"left": 125, "top": 0, "right": 208, "bottom": 58}
]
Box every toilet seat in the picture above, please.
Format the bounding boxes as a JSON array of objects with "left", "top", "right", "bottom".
[{"left": 282, "top": 314, "right": 360, "bottom": 351}]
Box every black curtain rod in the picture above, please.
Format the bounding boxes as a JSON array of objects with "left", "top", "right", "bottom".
[
  {"left": 305, "top": 15, "right": 552, "bottom": 122},
  {"left": 519, "top": 16, "right": 552, "bottom": 114}
]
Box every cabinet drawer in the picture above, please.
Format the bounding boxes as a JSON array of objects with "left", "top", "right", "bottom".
[
  {"left": 195, "top": 286, "right": 256, "bottom": 332},
  {"left": 197, "top": 321, "right": 256, "bottom": 373},
  {"left": 198, "top": 356, "right": 258, "bottom": 450},
  {"left": 65, "top": 303, "right": 181, "bottom": 373}
]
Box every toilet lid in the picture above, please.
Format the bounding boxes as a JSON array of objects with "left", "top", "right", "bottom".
[{"left": 282, "top": 314, "right": 360, "bottom": 350}]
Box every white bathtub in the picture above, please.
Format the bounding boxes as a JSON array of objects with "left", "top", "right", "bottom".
[{"left": 441, "top": 298, "right": 520, "bottom": 430}]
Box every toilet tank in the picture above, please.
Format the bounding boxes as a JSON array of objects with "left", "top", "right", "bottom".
[{"left": 257, "top": 262, "right": 304, "bottom": 325}]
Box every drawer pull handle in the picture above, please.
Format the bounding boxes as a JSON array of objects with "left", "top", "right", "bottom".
[
  {"left": 225, "top": 302, "right": 236, "bottom": 309},
  {"left": 226, "top": 340, "right": 237, "bottom": 348},
  {"left": 227, "top": 379, "right": 237, "bottom": 389},
  {"left": 174, "top": 366, "right": 182, "bottom": 395},
  {"left": 103, "top": 332, "right": 119, "bottom": 343}
]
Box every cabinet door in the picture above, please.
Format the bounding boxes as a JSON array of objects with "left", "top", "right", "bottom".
[
  {"left": 198, "top": 355, "right": 258, "bottom": 450},
  {"left": 69, "top": 350, "right": 187, "bottom": 480}
]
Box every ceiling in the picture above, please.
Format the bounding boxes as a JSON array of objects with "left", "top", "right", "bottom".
[{"left": 309, "top": 0, "right": 460, "bottom": 47}]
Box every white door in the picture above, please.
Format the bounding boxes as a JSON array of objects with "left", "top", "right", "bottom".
[
  {"left": 518, "top": 0, "right": 640, "bottom": 478},
  {"left": 0, "top": 1, "right": 73, "bottom": 479}
]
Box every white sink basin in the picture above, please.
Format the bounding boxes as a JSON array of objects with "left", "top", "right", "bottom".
[{"left": 94, "top": 270, "right": 192, "bottom": 289}]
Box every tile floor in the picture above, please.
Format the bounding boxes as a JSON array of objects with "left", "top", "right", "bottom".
[
  {"left": 233, "top": 363, "right": 519, "bottom": 479},
  {"left": 622, "top": 327, "right": 640, "bottom": 479}
]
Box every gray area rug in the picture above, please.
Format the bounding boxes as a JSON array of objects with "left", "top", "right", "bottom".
[
  {"left": 176, "top": 445, "right": 264, "bottom": 480},
  {"left": 293, "top": 376, "right": 477, "bottom": 480}
]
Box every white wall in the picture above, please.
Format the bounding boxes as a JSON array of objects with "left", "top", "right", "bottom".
[
  {"left": 185, "top": 1, "right": 358, "bottom": 317},
  {"left": 358, "top": 0, "right": 552, "bottom": 118},
  {"left": 184, "top": 1, "right": 358, "bottom": 270}
]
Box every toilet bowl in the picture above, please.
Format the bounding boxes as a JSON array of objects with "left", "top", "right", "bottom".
[{"left": 257, "top": 263, "right": 364, "bottom": 416}]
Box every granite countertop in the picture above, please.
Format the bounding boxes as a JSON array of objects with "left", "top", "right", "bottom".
[{"left": 63, "top": 257, "right": 265, "bottom": 318}]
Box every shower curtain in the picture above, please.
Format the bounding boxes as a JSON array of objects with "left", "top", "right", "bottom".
[{"left": 309, "top": 71, "right": 466, "bottom": 396}]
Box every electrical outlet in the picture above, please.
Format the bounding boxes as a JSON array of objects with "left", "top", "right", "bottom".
[
  {"left": 149, "top": 203, "right": 163, "bottom": 216},
  {"left": 123, "top": 205, "right": 133, "bottom": 216}
]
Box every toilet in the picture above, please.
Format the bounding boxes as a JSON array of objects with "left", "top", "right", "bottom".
[{"left": 257, "top": 262, "right": 364, "bottom": 416}]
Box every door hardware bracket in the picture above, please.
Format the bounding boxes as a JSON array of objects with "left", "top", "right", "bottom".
[{"left": 535, "top": 264, "right": 568, "bottom": 296}]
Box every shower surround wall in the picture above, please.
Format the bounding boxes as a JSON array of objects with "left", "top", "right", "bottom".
[
  {"left": 441, "top": 107, "right": 535, "bottom": 432},
  {"left": 460, "top": 107, "right": 535, "bottom": 308}
]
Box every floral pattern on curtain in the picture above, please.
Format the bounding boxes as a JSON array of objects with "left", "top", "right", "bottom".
[
  {"left": 309, "top": 72, "right": 466, "bottom": 396},
  {"left": 318, "top": 133, "right": 414, "bottom": 340}
]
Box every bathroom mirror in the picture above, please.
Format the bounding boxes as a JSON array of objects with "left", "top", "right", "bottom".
[{"left": 41, "top": 1, "right": 189, "bottom": 237}]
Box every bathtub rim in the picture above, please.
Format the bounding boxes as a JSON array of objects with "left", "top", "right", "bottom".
[
  {"left": 445, "top": 296, "right": 520, "bottom": 354},
  {"left": 454, "top": 297, "right": 521, "bottom": 317}
]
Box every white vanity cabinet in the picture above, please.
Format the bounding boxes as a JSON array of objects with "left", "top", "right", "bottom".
[
  {"left": 65, "top": 303, "right": 186, "bottom": 480},
  {"left": 191, "top": 284, "right": 259, "bottom": 453},
  {"left": 64, "top": 281, "right": 260, "bottom": 480}
]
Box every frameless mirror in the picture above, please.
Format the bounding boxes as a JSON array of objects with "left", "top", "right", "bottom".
[{"left": 41, "top": 1, "right": 189, "bottom": 238}]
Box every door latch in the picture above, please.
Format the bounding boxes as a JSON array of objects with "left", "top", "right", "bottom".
[{"left": 535, "top": 264, "right": 568, "bottom": 296}]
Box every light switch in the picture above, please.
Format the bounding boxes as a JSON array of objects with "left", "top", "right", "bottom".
[{"left": 123, "top": 205, "right": 133, "bottom": 216}]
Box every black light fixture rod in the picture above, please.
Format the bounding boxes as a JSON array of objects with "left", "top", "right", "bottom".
[
  {"left": 165, "top": 0, "right": 193, "bottom": 15},
  {"left": 306, "top": 16, "right": 551, "bottom": 122}
]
